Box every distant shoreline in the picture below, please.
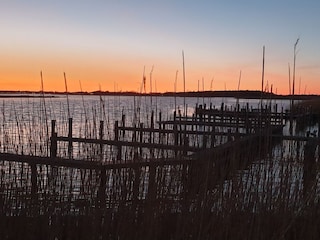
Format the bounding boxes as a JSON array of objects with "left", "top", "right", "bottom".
[
  {"left": 0, "top": 94, "right": 57, "bottom": 98},
  {"left": 0, "top": 90, "right": 319, "bottom": 100}
]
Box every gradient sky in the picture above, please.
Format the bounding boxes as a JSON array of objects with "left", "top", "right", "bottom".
[{"left": 1, "top": 0, "right": 319, "bottom": 94}]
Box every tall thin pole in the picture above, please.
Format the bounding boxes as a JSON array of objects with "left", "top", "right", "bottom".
[
  {"left": 154, "top": 70, "right": 158, "bottom": 119},
  {"left": 79, "top": 80, "right": 88, "bottom": 136},
  {"left": 150, "top": 65, "right": 154, "bottom": 113},
  {"left": 64, "top": 72, "right": 70, "bottom": 119},
  {"left": 237, "top": 70, "right": 241, "bottom": 91},
  {"left": 210, "top": 77, "right": 214, "bottom": 91},
  {"left": 290, "top": 38, "right": 299, "bottom": 134},
  {"left": 292, "top": 38, "right": 299, "bottom": 103},
  {"left": 260, "top": 46, "right": 265, "bottom": 110},
  {"left": 236, "top": 70, "right": 241, "bottom": 107},
  {"left": 197, "top": 79, "right": 200, "bottom": 105},
  {"left": 210, "top": 77, "right": 214, "bottom": 106},
  {"left": 40, "top": 71, "right": 47, "bottom": 120},
  {"left": 174, "top": 70, "right": 178, "bottom": 113},
  {"left": 99, "top": 84, "right": 104, "bottom": 121},
  {"left": 202, "top": 77, "right": 205, "bottom": 105},
  {"left": 288, "top": 63, "right": 291, "bottom": 95},
  {"left": 40, "top": 71, "right": 49, "bottom": 155},
  {"left": 182, "top": 51, "right": 186, "bottom": 117},
  {"left": 150, "top": 65, "right": 154, "bottom": 94}
]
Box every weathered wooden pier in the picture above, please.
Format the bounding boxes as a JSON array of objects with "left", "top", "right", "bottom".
[{"left": 0, "top": 103, "right": 319, "bottom": 239}]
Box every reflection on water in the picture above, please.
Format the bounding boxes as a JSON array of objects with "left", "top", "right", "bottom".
[
  {"left": 0, "top": 94, "right": 290, "bottom": 156},
  {"left": 0, "top": 94, "right": 320, "bottom": 239}
]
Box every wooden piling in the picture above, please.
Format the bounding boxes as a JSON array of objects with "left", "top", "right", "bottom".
[
  {"left": 150, "top": 111, "right": 154, "bottom": 158},
  {"left": 68, "top": 118, "right": 73, "bottom": 159},
  {"left": 50, "top": 120, "right": 57, "bottom": 158},
  {"left": 173, "top": 111, "right": 178, "bottom": 158},
  {"left": 121, "top": 114, "right": 126, "bottom": 137},
  {"left": 114, "top": 121, "right": 122, "bottom": 161},
  {"left": 140, "top": 123, "right": 144, "bottom": 158},
  {"left": 99, "top": 120, "right": 104, "bottom": 161}
]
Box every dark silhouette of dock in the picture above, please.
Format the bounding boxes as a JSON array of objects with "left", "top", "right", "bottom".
[{"left": 0, "top": 102, "right": 319, "bottom": 239}]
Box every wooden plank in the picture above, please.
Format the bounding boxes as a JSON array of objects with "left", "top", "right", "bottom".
[
  {"left": 55, "top": 136, "right": 203, "bottom": 152},
  {"left": 158, "top": 120, "right": 280, "bottom": 128},
  {"left": 0, "top": 132, "right": 267, "bottom": 171},
  {"left": 118, "top": 126, "right": 247, "bottom": 136},
  {"left": 0, "top": 152, "right": 192, "bottom": 170}
]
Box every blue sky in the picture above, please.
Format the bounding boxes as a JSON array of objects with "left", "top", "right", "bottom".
[{"left": 1, "top": 0, "right": 319, "bottom": 93}]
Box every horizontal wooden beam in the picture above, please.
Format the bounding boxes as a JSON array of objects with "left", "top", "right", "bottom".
[
  {"left": 118, "top": 126, "right": 248, "bottom": 136},
  {"left": 0, "top": 152, "right": 193, "bottom": 170},
  {"left": 55, "top": 136, "right": 202, "bottom": 152}
]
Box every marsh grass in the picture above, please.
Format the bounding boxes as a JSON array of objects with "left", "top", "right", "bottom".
[{"left": 0, "top": 96, "right": 319, "bottom": 239}]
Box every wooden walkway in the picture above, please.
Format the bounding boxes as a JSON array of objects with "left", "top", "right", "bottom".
[
  {"left": 0, "top": 105, "right": 286, "bottom": 212},
  {"left": 2, "top": 103, "right": 320, "bottom": 239}
]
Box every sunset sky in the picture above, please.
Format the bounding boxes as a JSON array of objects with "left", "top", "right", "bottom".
[{"left": 1, "top": 0, "right": 319, "bottom": 94}]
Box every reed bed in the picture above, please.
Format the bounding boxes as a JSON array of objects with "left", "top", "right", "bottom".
[{"left": 0, "top": 95, "right": 319, "bottom": 239}]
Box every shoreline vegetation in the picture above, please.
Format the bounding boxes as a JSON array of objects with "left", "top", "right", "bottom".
[
  {"left": 0, "top": 89, "right": 319, "bottom": 239},
  {"left": 0, "top": 89, "right": 319, "bottom": 100}
]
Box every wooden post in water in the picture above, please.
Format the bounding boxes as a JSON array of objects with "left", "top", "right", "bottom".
[
  {"left": 139, "top": 123, "right": 143, "bottom": 158},
  {"left": 281, "top": 107, "right": 284, "bottom": 128},
  {"left": 183, "top": 134, "right": 189, "bottom": 155},
  {"left": 198, "top": 104, "right": 203, "bottom": 122},
  {"left": 68, "top": 118, "right": 73, "bottom": 159},
  {"left": 114, "top": 121, "right": 122, "bottom": 161},
  {"left": 245, "top": 103, "right": 249, "bottom": 134},
  {"left": 150, "top": 111, "right": 154, "bottom": 158},
  {"left": 158, "top": 111, "right": 162, "bottom": 146},
  {"left": 50, "top": 120, "right": 57, "bottom": 158},
  {"left": 49, "top": 120, "right": 58, "bottom": 190},
  {"left": 178, "top": 110, "right": 183, "bottom": 149},
  {"left": 221, "top": 102, "right": 224, "bottom": 123},
  {"left": 236, "top": 103, "right": 240, "bottom": 135},
  {"left": 121, "top": 114, "right": 126, "bottom": 137},
  {"left": 173, "top": 111, "right": 178, "bottom": 158},
  {"left": 210, "top": 113, "right": 216, "bottom": 148},
  {"left": 275, "top": 104, "right": 278, "bottom": 125},
  {"left": 99, "top": 120, "right": 104, "bottom": 161},
  {"left": 158, "top": 111, "right": 163, "bottom": 157}
]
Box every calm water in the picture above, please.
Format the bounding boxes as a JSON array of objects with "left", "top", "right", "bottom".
[
  {"left": 0, "top": 94, "right": 319, "bottom": 214},
  {"left": 0, "top": 94, "right": 291, "bottom": 125},
  {"left": 0, "top": 93, "right": 291, "bottom": 158}
]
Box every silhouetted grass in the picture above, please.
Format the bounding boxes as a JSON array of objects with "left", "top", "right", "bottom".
[{"left": 0, "top": 96, "right": 319, "bottom": 239}]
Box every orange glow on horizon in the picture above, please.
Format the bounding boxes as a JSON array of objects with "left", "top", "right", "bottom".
[
  {"left": 1, "top": 69, "right": 319, "bottom": 95},
  {"left": 1, "top": 55, "right": 319, "bottom": 95}
]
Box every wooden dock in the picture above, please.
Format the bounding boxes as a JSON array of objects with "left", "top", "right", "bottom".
[
  {"left": 0, "top": 104, "right": 284, "bottom": 209},
  {"left": 1, "top": 103, "right": 319, "bottom": 239}
]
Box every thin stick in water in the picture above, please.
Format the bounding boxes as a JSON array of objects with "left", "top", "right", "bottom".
[{"left": 64, "top": 72, "right": 71, "bottom": 119}]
